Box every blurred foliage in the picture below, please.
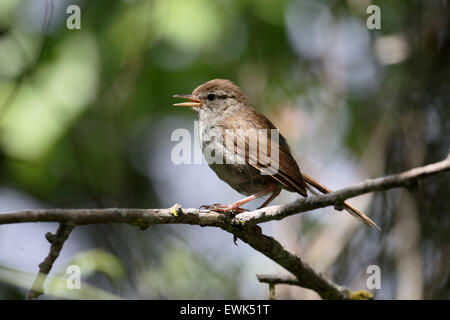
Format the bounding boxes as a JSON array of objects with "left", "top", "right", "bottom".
[
  {"left": 137, "top": 242, "right": 242, "bottom": 299},
  {"left": 63, "top": 249, "right": 126, "bottom": 286},
  {"left": 0, "top": 264, "right": 123, "bottom": 299},
  {"left": 0, "top": 0, "right": 449, "bottom": 299}
]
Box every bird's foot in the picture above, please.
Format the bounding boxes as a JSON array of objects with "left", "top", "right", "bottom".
[{"left": 199, "top": 203, "right": 249, "bottom": 213}]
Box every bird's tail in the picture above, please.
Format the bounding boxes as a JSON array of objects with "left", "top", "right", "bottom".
[{"left": 301, "top": 173, "right": 380, "bottom": 231}]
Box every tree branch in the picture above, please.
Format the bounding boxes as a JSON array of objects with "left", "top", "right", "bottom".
[
  {"left": 256, "top": 273, "right": 374, "bottom": 300},
  {"left": 223, "top": 224, "right": 351, "bottom": 299},
  {"left": 0, "top": 155, "right": 448, "bottom": 299},
  {"left": 232, "top": 153, "right": 450, "bottom": 225},
  {"left": 1, "top": 155, "right": 448, "bottom": 228},
  {"left": 27, "top": 222, "right": 75, "bottom": 299},
  {"left": 257, "top": 273, "right": 305, "bottom": 286}
]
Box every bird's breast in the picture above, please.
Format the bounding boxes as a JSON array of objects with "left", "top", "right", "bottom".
[{"left": 198, "top": 119, "right": 273, "bottom": 196}]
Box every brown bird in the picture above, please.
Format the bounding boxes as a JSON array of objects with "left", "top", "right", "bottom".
[{"left": 174, "top": 79, "right": 379, "bottom": 230}]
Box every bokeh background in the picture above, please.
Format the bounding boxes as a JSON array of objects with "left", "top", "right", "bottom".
[{"left": 0, "top": 0, "right": 449, "bottom": 299}]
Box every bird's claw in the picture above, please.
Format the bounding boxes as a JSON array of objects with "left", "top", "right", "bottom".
[
  {"left": 199, "top": 203, "right": 221, "bottom": 209},
  {"left": 199, "top": 203, "right": 249, "bottom": 213}
]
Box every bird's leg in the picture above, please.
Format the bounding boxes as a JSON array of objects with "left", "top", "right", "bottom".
[
  {"left": 257, "top": 188, "right": 281, "bottom": 209},
  {"left": 201, "top": 182, "right": 276, "bottom": 213}
]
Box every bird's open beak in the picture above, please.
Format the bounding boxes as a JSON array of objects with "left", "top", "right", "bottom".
[{"left": 173, "top": 94, "right": 202, "bottom": 108}]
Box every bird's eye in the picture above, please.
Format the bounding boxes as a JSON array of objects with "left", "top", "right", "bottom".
[{"left": 207, "top": 93, "right": 216, "bottom": 101}]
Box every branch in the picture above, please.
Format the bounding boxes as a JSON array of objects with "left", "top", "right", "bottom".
[
  {"left": 232, "top": 153, "right": 450, "bottom": 224},
  {"left": 27, "top": 222, "right": 74, "bottom": 299},
  {"left": 0, "top": 155, "right": 448, "bottom": 299},
  {"left": 223, "top": 224, "right": 351, "bottom": 299},
  {"left": 256, "top": 274, "right": 373, "bottom": 300},
  {"left": 1, "top": 155, "right": 448, "bottom": 229},
  {"left": 257, "top": 273, "right": 305, "bottom": 286}
]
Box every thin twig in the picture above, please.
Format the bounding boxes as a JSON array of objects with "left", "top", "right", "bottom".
[
  {"left": 225, "top": 225, "right": 350, "bottom": 299},
  {"left": 256, "top": 274, "right": 374, "bottom": 300},
  {"left": 0, "top": 0, "right": 54, "bottom": 122},
  {"left": 257, "top": 274, "right": 305, "bottom": 286},
  {"left": 27, "top": 222, "right": 75, "bottom": 299},
  {"left": 269, "top": 284, "right": 276, "bottom": 300}
]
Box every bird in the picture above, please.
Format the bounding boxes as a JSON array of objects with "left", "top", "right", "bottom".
[{"left": 173, "top": 79, "right": 379, "bottom": 230}]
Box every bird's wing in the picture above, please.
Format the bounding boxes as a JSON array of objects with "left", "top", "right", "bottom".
[{"left": 218, "top": 107, "right": 307, "bottom": 196}]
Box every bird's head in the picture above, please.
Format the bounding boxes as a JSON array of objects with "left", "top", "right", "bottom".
[{"left": 173, "top": 79, "right": 248, "bottom": 115}]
